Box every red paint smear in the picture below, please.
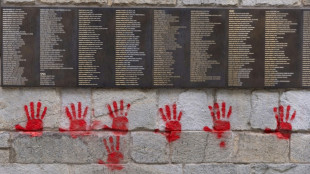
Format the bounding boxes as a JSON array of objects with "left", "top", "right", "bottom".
[
  {"left": 204, "top": 102, "right": 232, "bottom": 147},
  {"left": 264, "top": 105, "right": 296, "bottom": 140},
  {"left": 220, "top": 141, "right": 226, "bottom": 148},
  {"left": 104, "top": 100, "right": 131, "bottom": 136},
  {"left": 59, "top": 102, "right": 89, "bottom": 138},
  {"left": 98, "top": 136, "right": 124, "bottom": 171},
  {"left": 155, "top": 103, "right": 183, "bottom": 143},
  {"left": 15, "top": 101, "right": 47, "bottom": 137}
]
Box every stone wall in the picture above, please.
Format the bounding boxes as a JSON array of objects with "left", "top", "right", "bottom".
[{"left": 1, "top": 0, "right": 310, "bottom": 173}]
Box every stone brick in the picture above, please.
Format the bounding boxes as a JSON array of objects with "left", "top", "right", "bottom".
[
  {"left": 131, "top": 132, "right": 169, "bottom": 163},
  {"left": 40, "top": 0, "right": 107, "bottom": 3},
  {"left": 0, "top": 132, "right": 10, "bottom": 148},
  {"left": 60, "top": 89, "right": 92, "bottom": 131},
  {"left": 250, "top": 91, "right": 279, "bottom": 130},
  {"left": 11, "top": 132, "right": 129, "bottom": 164},
  {"left": 184, "top": 164, "right": 250, "bottom": 174},
  {"left": 290, "top": 134, "right": 310, "bottom": 162},
  {"left": 250, "top": 164, "right": 310, "bottom": 174},
  {"left": 92, "top": 89, "right": 157, "bottom": 130},
  {"left": 158, "top": 89, "right": 214, "bottom": 131},
  {"left": 216, "top": 90, "right": 251, "bottom": 130},
  {"left": 3, "top": 0, "right": 35, "bottom": 3},
  {"left": 205, "top": 132, "right": 235, "bottom": 162},
  {"left": 234, "top": 132, "right": 289, "bottom": 163},
  {"left": 0, "top": 150, "right": 10, "bottom": 163},
  {"left": 112, "top": 0, "right": 176, "bottom": 5},
  {"left": 241, "top": 0, "right": 301, "bottom": 6},
  {"left": 182, "top": 0, "right": 238, "bottom": 5},
  {"left": 280, "top": 90, "right": 310, "bottom": 130},
  {"left": 171, "top": 131, "right": 207, "bottom": 163},
  {"left": 0, "top": 88, "right": 61, "bottom": 130},
  {"left": 72, "top": 164, "right": 182, "bottom": 174},
  {"left": 0, "top": 164, "right": 70, "bottom": 174}
]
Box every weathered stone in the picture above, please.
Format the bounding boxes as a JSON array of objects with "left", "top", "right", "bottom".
[
  {"left": 92, "top": 89, "right": 157, "bottom": 130},
  {"left": 250, "top": 164, "right": 310, "bottom": 174},
  {"left": 131, "top": 132, "right": 169, "bottom": 163},
  {"left": 205, "top": 132, "right": 235, "bottom": 162},
  {"left": 178, "top": 89, "right": 214, "bottom": 131},
  {"left": 11, "top": 132, "right": 129, "bottom": 164},
  {"left": 216, "top": 90, "right": 251, "bottom": 130},
  {"left": 280, "top": 90, "right": 310, "bottom": 130},
  {"left": 250, "top": 91, "right": 279, "bottom": 130},
  {"left": 171, "top": 131, "right": 207, "bottom": 163},
  {"left": 241, "top": 0, "right": 301, "bottom": 6},
  {"left": 3, "top": 0, "right": 34, "bottom": 3},
  {"left": 0, "top": 132, "right": 10, "bottom": 148},
  {"left": 60, "top": 89, "right": 92, "bottom": 131},
  {"left": 112, "top": 0, "right": 176, "bottom": 5},
  {"left": 304, "top": 0, "right": 310, "bottom": 5},
  {"left": 72, "top": 164, "right": 182, "bottom": 174},
  {"left": 290, "top": 134, "right": 310, "bottom": 162},
  {"left": 234, "top": 132, "right": 289, "bottom": 163},
  {"left": 0, "top": 164, "right": 70, "bottom": 174},
  {"left": 40, "top": 0, "right": 107, "bottom": 3},
  {"left": 182, "top": 0, "right": 238, "bottom": 5},
  {"left": 0, "top": 150, "right": 10, "bottom": 163},
  {"left": 184, "top": 164, "right": 250, "bottom": 174},
  {"left": 0, "top": 88, "right": 61, "bottom": 130}
]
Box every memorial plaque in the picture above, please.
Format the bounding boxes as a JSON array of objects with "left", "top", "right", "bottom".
[{"left": 0, "top": 7, "right": 309, "bottom": 88}]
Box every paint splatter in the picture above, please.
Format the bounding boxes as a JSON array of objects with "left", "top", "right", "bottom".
[
  {"left": 15, "top": 101, "right": 47, "bottom": 137},
  {"left": 204, "top": 102, "right": 232, "bottom": 148},
  {"left": 104, "top": 100, "right": 131, "bottom": 135},
  {"left": 98, "top": 136, "right": 124, "bottom": 171},
  {"left": 155, "top": 103, "right": 183, "bottom": 143},
  {"left": 59, "top": 102, "right": 90, "bottom": 138},
  {"left": 264, "top": 105, "right": 296, "bottom": 140}
]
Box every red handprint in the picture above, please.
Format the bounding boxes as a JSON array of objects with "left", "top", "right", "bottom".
[
  {"left": 155, "top": 103, "right": 183, "bottom": 143},
  {"left": 59, "top": 102, "right": 88, "bottom": 132},
  {"left": 98, "top": 136, "right": 124, "bottom": 171},
  {"left": 15, "top": 101, "right": 47, "bottom": 137},
  {"left": 104, "top": 100, "right": 131, "bottom": 135},
  {"left": 264, "top": 105, "right": 296, "bottom": 140},
  {"left": 204, "top": 102, "right": 232, "bottom": 148}
]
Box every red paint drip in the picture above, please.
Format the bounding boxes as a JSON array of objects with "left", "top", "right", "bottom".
[
  {"left": 15, "top": 101, "right": 47, "bottom": 137},
  {"left": 98, "top": 136, "right": 124, "bottom": 171},
  {"left": 155, "top": 103, "right": 183, "bottom": 143},
  {"left": 104, "top": 100, "right": 131, "bottom": 136},
  {"left": 220, "top": 141, "right": 226, "bottom": 148},
  {"left": 264, "top": 105, "right": 296, "bottom": 140},
  {"left": 204, "top": 102, "right": 232, "bottom": 147}
]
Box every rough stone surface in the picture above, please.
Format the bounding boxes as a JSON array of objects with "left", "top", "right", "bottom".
[
  {"left": 171, "top": 131, "right": 207, "bottom": 163},
  {"left": 216, "top": 90, "right": 251, "bottom": 130},
  {"left": 112, "top": 0, "right": 176, "bottom": 5},
  {"left": 72, "top": 164, "right": 182, "bottom": 174},
  {"left": 280, "top": 90, "right": 310, "bottom": 130},
  {"left": 182, "top": 0, "right": 238, "bottom": 5},
  {"left": 250, "top": 91, "right": 279, "bottom": 130},
  {"left": 0, "top": 164, "right": 70, "bottom": 174},
  {"left": 290, "top": 134, "right": 310, "bottom": 162},
  {"left": 11, "top": 132, "right": 129, "bottom": 164},
  {"left": 40, "top": 0, "right": 107, "bottom": 3},
  {"left": 234, "top": 132, "right": 289, "bottom": 163},
  {"left": 131, "top": 132, "right": 169, "bottom": 163},
  {"left": 205, "top": 132, "right": 235, "bottom": 162},
  {"left": 184, "top": 164, "right": 250, "bottom": 174},
  {"left": 3, "top": 0, "right": 34, "bottom": 3},
  {"left": 0, "top": 150, "right": 9, "bottom": 163},
  {"left": 250, "top": 164, "right": 310, "bottom": 174},
  {"left": 304, "top": 0, "right": 310, "bottom": 5},
  {"left": 60, "top": 89, "right": 92, "bottom": 131},
  {"left": 0, "top": 132, "right": 10, "bottom": 148},
  {"left": 0, "top": 88, "right": 61, "bottom": 130},
  {"left": 241, "top": 0, "right": 301, "bottom": 6},
  {"left": 92, "top": 89, "right": 157, "bottom": 130}
]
